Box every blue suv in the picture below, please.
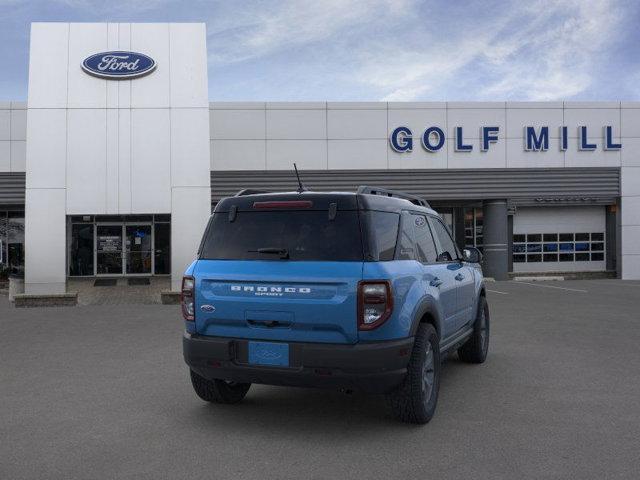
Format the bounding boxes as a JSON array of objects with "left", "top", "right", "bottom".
[{"left": 182, "top": 186, "right": 489, "bottom": 424}]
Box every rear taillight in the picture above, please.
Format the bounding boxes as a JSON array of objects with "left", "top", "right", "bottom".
[
  {"left": 357, "top": 281, "right": 393, "bottom": 330},
  {"left": 181, "top": 276, "right": 195, "bottom": 321}
]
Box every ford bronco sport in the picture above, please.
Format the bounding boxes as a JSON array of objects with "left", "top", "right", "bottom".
[{"left": 182, "top": 186, "right": 489, "bottom": 424}]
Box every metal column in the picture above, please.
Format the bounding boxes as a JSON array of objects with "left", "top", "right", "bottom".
[{"left": 482, "top": 200, "right": 509, "bottom": 280}]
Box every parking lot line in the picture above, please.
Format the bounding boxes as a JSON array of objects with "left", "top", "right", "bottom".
[
  {"left": 486, "top": 289, "right": 509, "bottom": 295},
  {"left": 513, "top": 281, "right": 588, "bottom": 293}
]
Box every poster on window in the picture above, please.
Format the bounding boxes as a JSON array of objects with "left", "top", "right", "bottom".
[{"left": 98, "top": 236, "right": 121, "bottom": 252}]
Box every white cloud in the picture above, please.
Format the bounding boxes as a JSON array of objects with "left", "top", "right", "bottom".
[
  {"left": 359, "top": 0, "right": 625, "bottom": 101},
  {"left": 207, "top": 0, "right": 411, "bottom": 65}
]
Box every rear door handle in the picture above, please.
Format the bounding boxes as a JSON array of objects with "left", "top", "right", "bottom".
[
  {"left": 455, "top": 273, "right": 465, "bottom": 281},
  {"left": 430, "top": 278, "right": 443, "bottom": 287}
]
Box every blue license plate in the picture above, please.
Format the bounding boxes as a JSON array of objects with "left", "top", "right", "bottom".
[{"left": 248, "top": 341, "right": 289, "bottom": 367}]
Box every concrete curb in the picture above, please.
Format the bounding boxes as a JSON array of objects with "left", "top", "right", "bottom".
[
  {"left": 14, "top": 292, "right": 78, "bottom": 308},
  {"left": 160, "top": 291, "right": 181, "bottom": 305},
  {"left": 514, "top": 276, "right": 564, "bottom": 282}
]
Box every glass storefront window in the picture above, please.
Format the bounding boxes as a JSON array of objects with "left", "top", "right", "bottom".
[
  {"left": 1, "top": 211, "right": 25, "bottom": 274},
  {"left": 512, "top": 231, "right": 605, "bottom": 263},
  {"left": 463, "top": 207, "right": 483, "bottom": 251},
  {"left": 69, "top": 223, "right": 94, "bottom": 276},
  {"left": 68, "top": 215, "right": 172, "bottom": 277}
]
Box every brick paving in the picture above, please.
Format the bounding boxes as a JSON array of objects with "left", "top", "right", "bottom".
[{"left": 68, "top": 277, "right": 171, "bottom": 305}]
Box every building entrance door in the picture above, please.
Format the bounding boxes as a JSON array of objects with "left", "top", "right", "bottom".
[
  {"left": 96, "top": 225, "right": 123, "bottom": 275},
  {"left": 125, "top": 224, "right": 152, "bottom": 275}
]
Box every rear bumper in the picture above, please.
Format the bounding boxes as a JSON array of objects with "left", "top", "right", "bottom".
[{"left": 183, "top": 332, "right": 414, "bottom": 394}]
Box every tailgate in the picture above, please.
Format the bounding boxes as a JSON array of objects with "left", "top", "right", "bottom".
[{"left": 194, "top": 260, "right": 363, "bottom": 344}]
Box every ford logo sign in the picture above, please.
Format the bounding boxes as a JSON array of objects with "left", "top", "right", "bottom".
[{"left": 82, "top": 51, "right": 156, "bottom": 80}]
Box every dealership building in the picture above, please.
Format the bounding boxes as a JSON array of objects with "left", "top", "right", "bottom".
[{"left": 1, "top": 22, "right": 640, "bottom": 296}]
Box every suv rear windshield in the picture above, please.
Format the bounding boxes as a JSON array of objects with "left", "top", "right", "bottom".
[{"left": 200, "top": 210, "right": 364, "bottom": 261}]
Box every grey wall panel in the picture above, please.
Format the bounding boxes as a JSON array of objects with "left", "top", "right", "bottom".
[
  {"left": 0, "top": 173, "right": 25, "bottom": 206},
  {"left": 210, "top": 168, "right": 620, "bottom": 204}
]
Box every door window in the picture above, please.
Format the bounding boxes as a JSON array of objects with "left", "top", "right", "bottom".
[
  {"left": 412, "top": 214, "right": 438, "bottom": 263},
  {"left": 429, "top": 217, "right": 459, "bottom": 262},
  {"left": 125, "top": 225, "right": 152, "bottom": 274},
  {"left": 96, "top": 225, "right": 123, "bottom": 274}
]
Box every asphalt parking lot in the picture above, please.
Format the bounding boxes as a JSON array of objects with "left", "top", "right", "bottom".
[{"left": 1, "top": 280, "right": 640, "bottom": 480}]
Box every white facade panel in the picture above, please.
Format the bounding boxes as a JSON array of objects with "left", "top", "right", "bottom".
[
  {"left": 388, "top": 141, "right": 447, "bottom": 169},
  {"left": 564, "top": 144, "right": 621, "bottom": 167},
  {"left": 117, "top": 108, "right": 132, "bottom": 212},
  {"left": 105, "top": 108, "right": 119, "bottom": 213},
  {"left": 66, "top": 109, "right": 107, "bottom": 214},
  {"left": 171, "top": 186, "right": 211, "bottom": 291},
  {"left": 387, "top": 108, "right": 447, "bottom": 141},
  {"left": 27, "top": 23, "right": 69, "bottom": 108},
  {"left": 328, "top": 139, "right": 387, "bottom": 169},
  {"left": 621, "top": 107, "right": 640, "bottom": 138},
  {"left": 506, "top": 138, "right": 564, "bottom": 168},
  {"left": 10, "top": 109, "right": 27, "bottom": 141},
  {"left": 211, "top": 140, "right": 266, "bottom": 170},
  {"left": 266, "top": 109, "right": 326, "bottom": 139},
  {"left": 0, "top": 109, "right": 10, "bottom": 140},
  {"left": 67, "top": 23, "right": 108, "bottom": 109},
  {"left": 130, "top": 108, "right": 171, "bottom": 213},
  {"left": 563, "top": 107, "right": 621, "bottom": 138},
  {"left": 210, "top": 109, "right": 265, "bottom": 140},
  {"left": 447, "top": 107, "right": 506, "bottom": 140},
  {"left": 621, "top": 138, "right": 640, "bottom": 166},
  {"left": 24, "top": 188, "right": 67, "bottom": 294},
  {"left": 621, "top": 196, "right": 640, "bottom": 227},
  {"left": 0, "top": 141, "right": 9, "bottom": 171},
  {"left": 10, "top": 141, "right": 26, "bottom": 172},
  {"left": 505, "top": 108, "right": 563, "bottom": 138},
  {"left": 267, "top": 140, "right": 327, "bottom": 170},
  {"left": 327, "top": 109, "right": 387, "bottom": 139},
  {"left": 169, "top": 23, "right": 209, "bottom": 108},
  {"left": 448, "top": 142, "right": 506, "bottom": 169},
  {"left": 170, "top": 108, "right": 211, "bottom": 187},
  {"left": 130, "top": 23, "right": 170, "bottom": 108},
  {"left": 25, "top": 109, "right": 67, "bottom": 188}
]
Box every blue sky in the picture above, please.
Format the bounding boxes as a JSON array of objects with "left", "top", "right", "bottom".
[{"left": 1, "top": 0, "right": 639, "bottom": 101}]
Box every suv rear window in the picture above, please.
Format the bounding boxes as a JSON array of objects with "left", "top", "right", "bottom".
[{"left": 200, "top": 211, "right": 363, "bottom": 261}]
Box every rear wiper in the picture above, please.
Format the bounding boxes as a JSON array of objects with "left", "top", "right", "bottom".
[{"left": 248, "top": 247, "right": 290, "bottom": 259}]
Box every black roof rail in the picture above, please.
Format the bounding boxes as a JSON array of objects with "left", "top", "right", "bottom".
[
  {"left": 234, "top": 188, "right": 269, "bottom": 197},
  {"left": 357, "top": 185, "right": 430, "bottom": 208}
]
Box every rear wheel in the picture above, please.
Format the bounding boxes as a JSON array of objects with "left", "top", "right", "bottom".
[
  {"left": 458, "top": 295, "right": 490, "bottom": 364},
  {"left": 387, "top": 323, "right": 441, "bottom": 424},
  {"left": 190, "top": 370, "right": 251, "bottom": 404}
]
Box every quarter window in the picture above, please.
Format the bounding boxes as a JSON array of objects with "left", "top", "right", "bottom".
[{"left": 412, "top": 214, "right": 438, "bottom": 263}]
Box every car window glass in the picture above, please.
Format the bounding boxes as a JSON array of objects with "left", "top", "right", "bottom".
[
  {"left": 396, "top": 212, "right": 416, "bottom": 260},
  {"left": 429, "top": 217, "right": 458, "bottom": 262},
  {"left": 364, "top": 211, "right": 399, "bottom": 261},
  {"left": 412, "top": 214, "right": 438, "bottom": 263}
]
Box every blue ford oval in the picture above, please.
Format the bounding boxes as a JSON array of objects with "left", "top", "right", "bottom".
[{"left": 82, "top": 51, "right": 156, "bottom": 79}]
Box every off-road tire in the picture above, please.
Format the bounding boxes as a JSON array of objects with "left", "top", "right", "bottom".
[
  {"left": 190, "top": 370, "right": 251, "bottom": 404},
  {"left": 458, "top": 295, "right": 490, "bottom": 364},
  {"left": 387, "top": 323, "right": 441, "bottom": 424}
]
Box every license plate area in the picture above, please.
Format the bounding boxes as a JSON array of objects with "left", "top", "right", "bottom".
[{"left": 248, "top": 341, "right": 290, "bottom": 367}]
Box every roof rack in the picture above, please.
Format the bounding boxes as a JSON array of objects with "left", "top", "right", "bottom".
[
  {"left": 356, "top": 185, "right": 430, "bottom": 208},
  {"left": 234, "top": 188, "right": 269, "bottom": 197}
]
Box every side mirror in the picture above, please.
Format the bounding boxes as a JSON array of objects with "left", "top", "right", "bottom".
[{"left": 462, "top": 247, "right": 482, "bottom": 264}]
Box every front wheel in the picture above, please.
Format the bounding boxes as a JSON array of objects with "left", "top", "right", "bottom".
[
  {"left": 190, "top": 370, "right": 251, "bottom": 404},
  {"left": 458, "top": 295, "right": 490, "bottom": 364},
  {"left": 387, "top": 323, "right": 441, "bottom": 424}
]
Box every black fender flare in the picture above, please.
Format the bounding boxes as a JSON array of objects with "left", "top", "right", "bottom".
[{"left": 409, "top": 297, "right": 443, "bottom": 339}]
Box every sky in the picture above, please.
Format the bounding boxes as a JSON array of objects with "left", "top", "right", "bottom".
[{"left": 1, "top": 0, "right": 639, "bottom": 102}]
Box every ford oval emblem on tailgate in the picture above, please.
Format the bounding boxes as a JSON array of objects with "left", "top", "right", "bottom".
[{"left": 200, "top": 304, "right": 215, "bottom": 312}]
